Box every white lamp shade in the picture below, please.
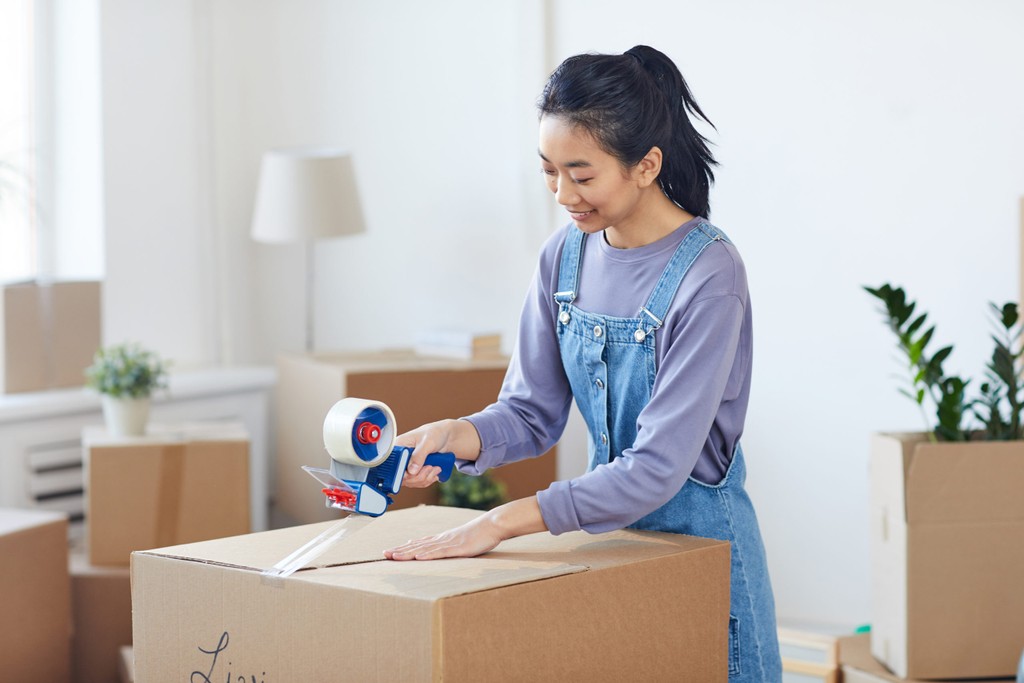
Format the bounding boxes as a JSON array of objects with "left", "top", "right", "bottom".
[{"left": 250, "top": 147, "right": 367, "bottom": 243}]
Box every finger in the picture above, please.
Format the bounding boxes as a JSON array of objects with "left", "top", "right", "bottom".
[
  {"left": 402, "top": 465, "right": 440, "bottom": 488},
  {"left": 394, "top": 426, "right": 428, "bottom": 449},
  {"left": 385, "top": 534, "right": 443, "bottom": 560},
  {"left": 413, "top": 542, "right": 462, "bottom": 560},
  {"left": 406, "top": 442, "right": 430, "bottom": 475},
  {"left": 386, "top": 540, "right": 437, "bottom": 561},
  {"left": 393, "top": 426, "right": 433, "bottom": 472}
]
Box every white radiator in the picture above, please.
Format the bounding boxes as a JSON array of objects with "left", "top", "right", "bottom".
[{"left": 0, "top": 366, "right": 275, "bottom": 535}]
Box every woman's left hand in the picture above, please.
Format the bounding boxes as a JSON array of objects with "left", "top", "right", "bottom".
[
  {"left": 384, "top": 496, "right": 548, "bottom": 561},
  {"left": 384, "top": 514, "right": 504, "bottom": 560}
]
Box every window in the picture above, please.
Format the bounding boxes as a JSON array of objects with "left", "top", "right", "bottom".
[{"left": 0, "top": 0, "right": 37, "bottom": 282}]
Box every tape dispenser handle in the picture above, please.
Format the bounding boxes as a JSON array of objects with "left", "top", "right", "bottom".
[{"left": 422, "top": 452, "right": 456, "bottom": 482}]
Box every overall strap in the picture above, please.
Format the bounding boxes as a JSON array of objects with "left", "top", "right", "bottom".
[
  {"left": 553, "top": 226, "right": 586, "bottom": 305},
  {"left": 637, "top": 222, "right": 730, "bottom": 339}
]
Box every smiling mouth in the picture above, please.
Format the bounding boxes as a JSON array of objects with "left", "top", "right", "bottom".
[{"left": 569, "top": 210, "right": 594, "bottom": 220}]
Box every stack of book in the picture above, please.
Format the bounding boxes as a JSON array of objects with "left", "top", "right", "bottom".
[{"left": 413, "top": 330, "right": 503, "bottom": 360}]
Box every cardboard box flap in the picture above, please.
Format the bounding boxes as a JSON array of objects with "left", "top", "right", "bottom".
[
  {"left": 307, "top": 555, "right": 587, "bottom": 600},
  {"left": 134, "top": 506, "right": 729, "bottom": 604},
  {"left": 494, "top": 526, "right": 722, "bottom": 569},
  {"left": 298, "top": 527, "right": 725, "bottom": 600},
  {"left": 904, "top": 439, "right": 1024, "bottom": 523},
  {"left": 138, "top": 506, "right": 483, "bottom": 571}
]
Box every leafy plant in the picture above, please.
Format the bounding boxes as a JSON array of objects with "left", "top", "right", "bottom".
[
  {"left": 437, "top": 470, "right": 507, "bottom": 511},
  {"left": 975, "top": 303, "right": 1023, "bottom": 440},
  {"left": 864, "top": 284, "right": 1022, "bottom": 442},
  {"left": 85, "top": 343, "right": 169, "bottom": 399}
]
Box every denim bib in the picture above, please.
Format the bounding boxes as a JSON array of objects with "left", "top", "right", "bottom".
[{"left": 554, "top": 222, "right": 782, "bottom": 681}]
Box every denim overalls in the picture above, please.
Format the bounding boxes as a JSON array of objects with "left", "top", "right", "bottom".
[{"left": 554, "top": 222, "right": 782, "bottom": 681}]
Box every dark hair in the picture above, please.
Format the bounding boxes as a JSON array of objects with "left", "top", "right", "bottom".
[{"left": 538, "top": 45, "right": 717, "bottom": 218}]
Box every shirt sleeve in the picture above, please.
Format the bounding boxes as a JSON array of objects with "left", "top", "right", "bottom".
[
  {"left": 458, "top": 231, "right": 574, "bottom": 474},
  {"left": 536, "top": 292, "right": 745, "bottom": 535}
]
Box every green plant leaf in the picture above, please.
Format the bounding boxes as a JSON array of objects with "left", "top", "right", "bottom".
[
  {"left": 931, "top": 345, "right": 953, "bottom": 367},
  {"left": 905, "top": 313, "right": 927, "bottom": 337},
  {"left": 916, "top": 327, "right": 935, "bottom": 354},
  {"left": 1000, "top": 302, "right": 1018, "bottom": 329}
]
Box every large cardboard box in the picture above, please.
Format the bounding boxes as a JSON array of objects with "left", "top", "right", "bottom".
[
  {"left": 0, "top": 280, "right": 102, "bottom": 393},
  {"left": 70, "top": 551, "right": 132, "bottom": 683},
  {"left": 85, "top": 423, "right": 251, "bottom": 566},
  {"left": 869, "top": 432, "right": 1024, "bottom": 679},
  {"left": 276, "top": 351, "right": 558, "bottom": 524},
  {"left": 0, "top": 508, "right": 71, "bottom": 682},
  {"left": 132, "top": 506, "right": 730, "bottom": 682},
  {"left": 839, "top": 633, "right": 1015, "bottom": 683}
]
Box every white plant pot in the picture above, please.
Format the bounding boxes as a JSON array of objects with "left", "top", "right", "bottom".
[{"left": 101, "top": 395, "right": 151, "bottom": 437}]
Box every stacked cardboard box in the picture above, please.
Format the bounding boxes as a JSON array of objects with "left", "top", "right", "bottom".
[
  {"left": 75, "top": 422, "right": 252, "bottom": 680},
  {"left": 132, "top": 505, "right": 730, "bottom": 682},
  {"left": 840, "top": 633, "right": 1015, "bottom": 682},
  {"left": 869, "top": 433, "right": 1024, "bottom": 679},
  {"left": 0, "top": 280, "right": 101, "bottom": 393},
  {"left": 70, "top": 552, "right": 132, "bottom": 683},
  {"left": 276, "top": 351, "right": 558, "bottom": 524},
  {"left": 0, "top": 508, "right": 71, "bottom": 682},
  {"left": 84, "top": 422, "right": 252, "bottom": 566}
]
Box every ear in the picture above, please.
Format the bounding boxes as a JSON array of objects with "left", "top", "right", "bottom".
[{"left": 633, "top": 146, "right": 663, "bottom": 188}]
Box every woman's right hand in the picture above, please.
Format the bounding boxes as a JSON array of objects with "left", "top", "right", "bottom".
[{"left": 396, "top": 418, "right": 482, "bottom": 489}]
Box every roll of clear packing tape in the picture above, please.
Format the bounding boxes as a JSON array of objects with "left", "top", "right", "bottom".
[{"left": 322, "top": 397, "right": 397, "bottom": 467}]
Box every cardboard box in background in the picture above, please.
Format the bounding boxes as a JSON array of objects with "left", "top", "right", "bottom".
[
  {"left": 276, "top": 351, "right": 558, "bottom": 525},
  {"left": 869, "top": 432, "right": 1024, "bottom": 679},
  {"left": 839, "top": 633, "right": 1015, "bottom": 683},
  {"left": 132, "top": 506, "right": 730, "bottom": 682},
  {"left": 85, "top": 423, "right": 251, "bottom": 566},
  {"left": 0, "top": 508, "right": 71, "bottom": 683},
  {"left": 0, "top": 280, "right": 101, "bottom": 393},
  {"left": 70, "top": 552, "right": 132, "bottom": 683}
]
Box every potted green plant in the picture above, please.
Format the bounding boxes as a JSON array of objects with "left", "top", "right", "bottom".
[
  {"left": 864, "top": 283, "right": 1022, "bottom": 441},
  {"left": 85, "top": 342, "right": 169, "bottom": 436},
  {"left": 862, "top": 283, "right": 1024, "bottom": 679},
  {"left": 437, "top": 470, "right": 507, "bottom": 511}
]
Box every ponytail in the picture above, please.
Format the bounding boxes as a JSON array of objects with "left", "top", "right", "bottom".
[{"left": 539, "top": 45, "right": 717, "bottom": 217}]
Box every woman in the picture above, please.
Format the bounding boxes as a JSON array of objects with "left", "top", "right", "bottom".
[{"left": 384, "top": 45, "right": 782, "bottom": 681}]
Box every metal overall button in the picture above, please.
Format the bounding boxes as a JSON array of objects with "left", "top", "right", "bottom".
[
  {"left": 558, "top": 310, "right": 570, "bottom": 325},
  {"left": 595, "top": 378, "right": 604, "bottom": 389},
  {"left": 599, "top": 433, "right": 608, "bottom": 445},
  {"left": 634, "top": 329, "right": 646, "bottom": 342},
  {"left": 593, "top": 325, "right": 603, "bottom": 338}
]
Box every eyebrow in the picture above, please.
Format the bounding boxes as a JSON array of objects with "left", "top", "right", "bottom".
[{"left": 538, "top": 150, "right": 592, "bottom": 168}]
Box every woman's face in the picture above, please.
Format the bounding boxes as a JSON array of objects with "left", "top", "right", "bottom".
[{"left": 538, "top": 114, "right": 648, "bottom": 239}]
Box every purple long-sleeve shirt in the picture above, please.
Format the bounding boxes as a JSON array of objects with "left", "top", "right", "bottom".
[{"left": 461, "top": 216, "right": 753, "bottom": 535}]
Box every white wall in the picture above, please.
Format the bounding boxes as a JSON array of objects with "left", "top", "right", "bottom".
[
  {"left": 545, "top": 0, "right": 1024, "bottom": 627},
  {"left": 94, "top": 0, "right": 1024, "bottom": 629},
  {"left": 99, "top": 0, "right": 219, "bottom": 367},
  {"left": 50, "top": 0, "right": 104, "bottom": 280},
  {"left": 206, "top": 0, "right": 553, "bottom": 363}
]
